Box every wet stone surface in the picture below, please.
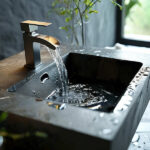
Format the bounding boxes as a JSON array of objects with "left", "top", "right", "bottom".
[
  {"left": 128, "top": 100, "right": 150, "bottom": 150},
  {"left": 1, "top": 46, "right": 150, "bottom": 150}
]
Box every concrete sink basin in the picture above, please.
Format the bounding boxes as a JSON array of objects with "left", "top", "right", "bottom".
[
  {"left": 3, "top": 51, "right": 150, "bottom": 150},
  {"left": 9, "top": 52, "right": 142, "bottom": 112}
]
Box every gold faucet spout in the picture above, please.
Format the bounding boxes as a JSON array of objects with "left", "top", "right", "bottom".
[{"left": 36, "top": 35, "right": 60, "bottom": 49}]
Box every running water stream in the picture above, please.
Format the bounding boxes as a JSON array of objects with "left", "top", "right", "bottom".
[
  {"left": 46, "top": 46, "right": 119, "bottom": 112},
  {"left": 47, "top": 47, "right": 68, "bottom": 102}
]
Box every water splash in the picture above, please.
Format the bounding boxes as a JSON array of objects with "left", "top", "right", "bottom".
[
  {"left": 47, "top": 47, "right": 68, "bottom": 102},
  {"left": 99, "top": 129, "right": 112, "bottom": 136},
  {"left": 46, "top": 46, "right": 119, "bottom": 112}
]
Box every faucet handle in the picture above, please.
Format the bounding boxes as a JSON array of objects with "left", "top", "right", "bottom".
[{"left": 20, "top": 20, "right": 52, "bottom": 33}]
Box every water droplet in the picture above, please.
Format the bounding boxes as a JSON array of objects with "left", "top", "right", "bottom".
[
  {"left": 132, "top": 134, "right": 140, "bottom": 143},
  {"left": 74, "top": 50, "right": 79, "bottom": 52},
  {"left": 138, "top": 145, "right": 142, "bottom": 148},
  {"left": 124, "top": 101, "right": 131, "bottom": 106},
  {"left": 113, "top": 110, "right": 121, "bottom": 115},
  {"left": 46, "top": 90, "right": 56, "bottom": 100},
  {"left": 146, "top": 67, "right": 150, "bottom": 72},
  {"left": 116, "top": 106, "right": 123, "bottom": 111},
  {"left": 133, "top": 142, "right": 139, "bottom": 146},
  {"left": 32, "top": 90, "right": 40, "bottom": 98},
  {"left": 99, "top": 129, "right": 112, "bottom": 135},
  {"left": 126, "top": 96, "right": 133, "bottom": 101},
  {"left": 99, "top": 113, "right": 104, "bottom": 117},
  {"left": 128, "top": 90, "right": 134, "bottom": 96},
  {"left": 144, "top": 72, "right": 149, "bottom": 76},
  {"left": 104, "top": 99, "right": 108, "bottom": 102},
  {"left": 79, "top": 49, "right": 85, "bottom": 52},
  {"left": 59, "top": 103, "right": 66, "bottom": 110},
  {"left": 32, "top": 90, "right": 36, "bottom": 95},
  {"left": 94, "top": 50, "right": 101, "bottom": 53},
  {"left": 111, "top": 118, "right": 119, "bottom": 125},
  {"left": 122, "top": 105, "right": 128, "bottom": 110}
]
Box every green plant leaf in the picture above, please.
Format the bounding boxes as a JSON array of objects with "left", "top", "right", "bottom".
[
  {"left": 89, "top": 2, "right": 94, "bottom": 7},
  {"left": 35, "top": 131, "right": 48, "bottom": 138},
  {"left": 59, "top": 26, "right": 69, "bottom": 32},
  {"left": 89, "top": 10, "right": 98, "bottom": 14},
  {"left": 111, "top": 0, "right": 122, "bottom": 10},
  {"left": 60, "top": 10, "right": 66, "bottom": 15},
  {"left": 74, "top": 8, "right": 78, "bottom": 15},
  {"left": 85, "top": 14, "right": 89, "bottom": 20},
  {"left": 84, "top": 0, "right": 91, "bottom": 5},
  {"left": 65, "top": 17, "right": 72, "bottom": 22},
  {"left": 0, "top": 131, "right": 30, "bottom": 140},
  {"left": 52, "top": 0, "right": 59, "bottom": 7},
  {"left": 49, "top": 0, "right": 121, "bottom": 46}
]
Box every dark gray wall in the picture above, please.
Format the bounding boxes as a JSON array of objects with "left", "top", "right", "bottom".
[
  {"left": 87, "top": 0, "right": 116, "bottom": 47},
  {"left": 0, "top": 0, "right": 116, "bottom": 60}
]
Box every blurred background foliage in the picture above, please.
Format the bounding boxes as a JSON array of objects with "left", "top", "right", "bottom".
[
  {"left": 0, "top": 112, "right": 49, "bottom": 150},
  {"left": 48, "top": 0, "right": 122, "bottom": 46},
  {"left": 124, "top": 0, "right": 150, "bottom": 36}
]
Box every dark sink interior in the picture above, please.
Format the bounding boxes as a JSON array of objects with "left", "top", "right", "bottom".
[{"left": 8, "top": 52, "right": 142, "bottom": 112}]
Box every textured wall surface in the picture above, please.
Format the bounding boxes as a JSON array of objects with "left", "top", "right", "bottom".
[
  {"left": 0, "top": 0, "right": 116, "bottom": 60},
  {"left": 87, "top": 0, "right": 117, "bottom": 47}
]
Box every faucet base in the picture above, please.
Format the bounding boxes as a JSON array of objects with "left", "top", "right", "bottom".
[{"left": 24, "top": 63, "right": 42, "bottom": 70}]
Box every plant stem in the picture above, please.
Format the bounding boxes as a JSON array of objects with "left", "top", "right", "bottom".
[
  {"left": 74, "top": 0, "right": 84, "bottom": 46},
  {"left": 71, "top": 0, "right": 79, "bottom": 45},
  {"left": 72, "top": 26, "right": 79, "bottom": 45},
  {"left": 78, "top": 7, "right": 84, "bottom": 46},
  {"left": 82, "top": 0, "right": 95, "bottom": 15}
]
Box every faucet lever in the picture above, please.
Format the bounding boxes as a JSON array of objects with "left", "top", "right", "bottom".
[
  {"left": 20, "top": 20, "right": 52, "bottom": 33},
  {"left": 20, "top": 20, "right": 60, "bottom": 69}
]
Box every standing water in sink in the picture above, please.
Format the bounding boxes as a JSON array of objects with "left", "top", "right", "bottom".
[
  {"left": 45, "top": 47, "right": 119, "bottom": 112},
  {"left": 47, "top": 47, "right": 69, "bottom": 102}
]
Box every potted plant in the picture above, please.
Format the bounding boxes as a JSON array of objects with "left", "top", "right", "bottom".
[{"left": 49, "top": 0, "right": 122, "bottom": 47}]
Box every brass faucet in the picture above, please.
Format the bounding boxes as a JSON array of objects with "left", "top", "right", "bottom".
[{"left": 20, "top": 20, "right": 60, "bottom": 69}]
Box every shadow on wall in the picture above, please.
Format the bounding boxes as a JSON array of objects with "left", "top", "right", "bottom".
[{"left": 0, "top": 0, "right": 116, "bottom": 60}]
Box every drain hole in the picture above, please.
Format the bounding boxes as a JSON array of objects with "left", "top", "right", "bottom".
[{"left": 40, "top": 72, "right": 49, "bottom": 84}]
